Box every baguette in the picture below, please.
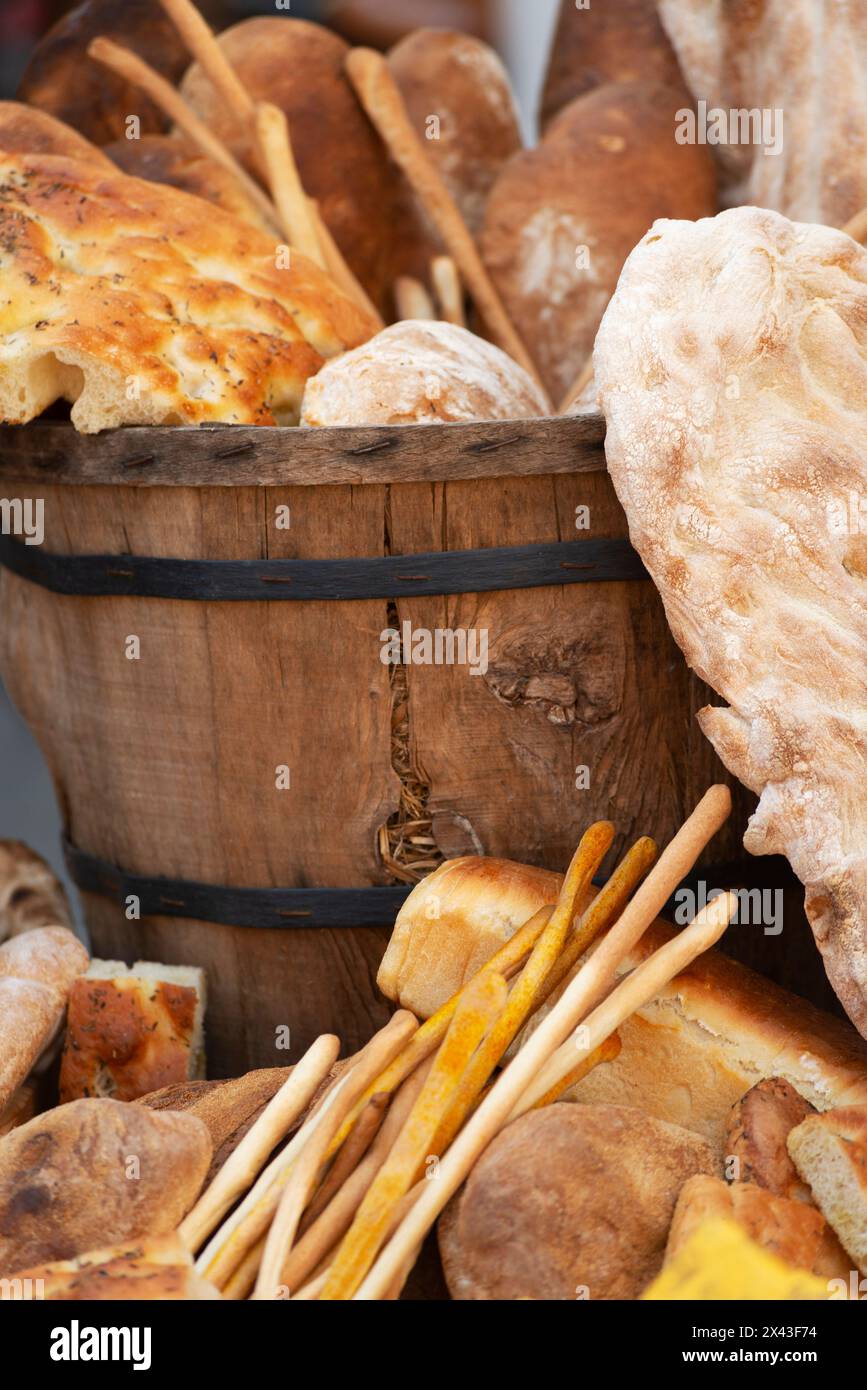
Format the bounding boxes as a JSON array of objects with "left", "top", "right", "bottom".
[{"left": 0, "top": 926, "right": 88, "bottom": 1114}]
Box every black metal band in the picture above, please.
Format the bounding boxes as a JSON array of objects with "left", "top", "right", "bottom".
[
  {"left": 63, "top": 839, "right": 413, "bottom": 931},
  {"left": 0, "top": 535, "right": 647, "bottom": 601}
]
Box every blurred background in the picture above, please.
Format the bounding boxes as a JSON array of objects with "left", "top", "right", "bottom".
[{"left": 0, "top": 0, "right": 559, "bottom": 900}]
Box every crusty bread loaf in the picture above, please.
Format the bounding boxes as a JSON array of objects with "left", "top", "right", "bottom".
[
  {"left": 300, "top": 321, "right": 549, "bottom": 427},
  {"left": 0, "top": 1082, "right": 37, "bottom": 1139},
  {"left": 788, "top": 1106, "right": 867, "bottom": 1275},
  {"left": 481, "top": 81, "right": 717, "bottom": 403},
  {"left": 595, "top": 207, "right": 867, "bottom": 1033},
  {"left": 0, "top": 102, "right": 113, "bottom": 168},
  {"left": 540, "top": 0, "right": 688, "bottom": 130},
  {"left": 0, "top": 1098, "right": 211, "bottom": 1274},
  {"left": 179, "top": 16, "right": 402, "bottom": 314},
  {"left": 0, "top": 841, "right": 73, "bottom": 945},
  {"left": 439, "top": 1104, "right": 714, "bottom": 1300},
  {"left": 16, "top": 0, "right": 188, "bottom": 146},
  {"left": 0, "top": 149, "right": 377, "bottom": 433},
  {"left": 0, "top": 926, "right": 88, "bottom": 1114},
  {"left": 666, "top": 1174, "right": 850, "bottom": 1281},
  {"left": 726, "top": 1079, "right": 815, "bottom": 1201},
  {"left": 5, "top": 1233, "right": 220, "bottom": 1301},
  {"left": 60, "top": 960, "right": 206, "bottom": 1104},
  {"left": 104, "top": 134, "right": 273, "bottom": 233}
]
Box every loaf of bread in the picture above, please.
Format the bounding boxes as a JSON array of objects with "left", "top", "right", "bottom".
[
  {"left": 104, "top": 134, "right": 273, "bottom": 233},
  {"left": 666, "top": 1175, "right": 850, "bottom": 1281},
  {"left": 0, "top": 101, "right": 113, "bottom": 168},
  {"left": 644, "top": 1218, "right": 831, "bottom": 1300},
  {"left": 788, "top": 1106, "right": 867, "bottom": 1275},
  {"left": 0, "top": 149, "right": 377, "bottom": 432},
  {"left": 480, "top": 81, "right": 717, "bottom": 403},
  {"left": 300, "top": 321, "right": 548, "bottom": 428},
  {"left": 179, "top": 16, "right": 402, "bottom": 314},
  {"left": 16, "top": 0, "right": 189, "bottom": 145},
  {"left": 0, "top": 1098, "right": 211, "bottom": 1274},
  {"left": 5, "top": 1234, "right": 220, "bottom": 1301},
  {"left": 379, "top": 856, "right": 867, "bottom": 1154},
  {"left": 726, "top": 1078, "right": 815, "bottom": 1201},
  {"left": 60, "top": 960, "right": 206, "bottom": 1104},
  {"left": 0, "top": 841, "right": 73, "bottom": 945},
  {"left": 439, "top": 1104, "right": 714, "bottom": 1300},
  {"left": 0, "top": 926, "right": 88, "bottom": 1115}
]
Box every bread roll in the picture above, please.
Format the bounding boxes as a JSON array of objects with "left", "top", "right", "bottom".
[
  {"left": 179, "top": 17, "right": 402, "bottom": 314},
  {"left": 788, "top": 1106, "right": 867, "bottom": 1275},
  {"left": 0, "top": 102, "right": 113, "bottom": 169},
  {"left": 16, "top": 0, "right": 189, "bottom": 146},
  {"left": 0, "top": 1098, "right": 211, "bottom": 1274},
  {"left": 0, "top": 926, "right": 88, "bottom": 1115},
  {"left": 725, "top": 1078, "right": 815, "bottom": 1201},
  {"left": 300, "top": 321, "right": 549, "bottom": 428},
  {"left": 0, "top": 841, "right": 73, "bottom": 945},
  {"left": 103, "top": 134, "right": 273, "bottom": 233},
  {"left": 439, "top": 1104, "right": 714, "bottom": 1300},
  {"left": 539, "top": 0, "right": 688, "bottom": 131},
  {"left": 666, "top": 1175, "right": 850, "bottom": 1281},
  {"left": 480, "top": 81, "right": 717, "bottom": 403},
  {"left": 5, "top": 1234, "right": 220, "bottom": 1300}
]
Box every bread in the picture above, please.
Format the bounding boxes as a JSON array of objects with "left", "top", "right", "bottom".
[
  {"left": 0, "top": 926, "right": 88, "bottom": 1115},
  {"left": 179, "top": 16, "right": 402, "bottom": 314},
  {"left": 138, "top": 1065, "right": 293, "bottom": 1185},
  {"left": 0, "top": 841, "right": 73, "bottom": 944},
  {"left": 300, "top": 321, "right": 549, "bottom": 428},
  {"left": 657, "top": 0, "right": 867, "bottom": 226},
  {"left": 0, "top": 1082, "right": 37, "bottom": 1139},
  {"left": 378, "top": 856, "right": 867, "bottom": 1153},
  {"left": 788, "top": 1106, "right": 867, "bottom": 1274},
  {"left": 0, "top": 1097, "right": 211, "bottom": 1274},
  {"left": 103, "top": 134, "right": 273, "bottom": 233},
  {"left": 0, "top": 149, "right": 377, "bottom": 433},
  {"left": 594, "top": 206, "right": 867, "bottom": 1033},
  {"left": 480, "top": 82, "right": 717, "bottom": 404},
  {"left": 666, "top": 1175, "right": 849, "bottom": 1281},
  {"left": 438, "top": 1104, "right": 714, "bottom": 1300},
  {"left": 0, "top": 102, "right": 113, "bottom": 169},
  {"left": 540, "top": 0, "right": 688, "bottom": 130},
  {"left": 726, "top": 1078, "right": 815, "bottom": 1201},
  {"left": 59, "top": 959, "right": 206, "bottom": 1104},
  {"left": 644, "top": 1217, "right": 831, "bottom": 1300},
  {"left": 5, "top": 1233, "right": 220, "bottom": 1301},
  {"left": 16, "top": 0, "right": 189, "bottom": 146}
]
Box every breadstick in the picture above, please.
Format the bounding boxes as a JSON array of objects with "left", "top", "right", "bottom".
[
  {"left": 86, "top": 37, "right": 279, "bottom": 233},
  {"left": 430, "top": 256, "right": 465, "bottom": 327},
  {"left": 354, "top": 786, "right": 732, "bottom": 1299},
  {"left": 528, "top": 1031, "right": 622, "bottom": 1109},
  {"left": 558, "top": 355, "right": 595, "bottom": 414},
  {"left": 842, "top": 207, "right": 867, "bottom": 244},
  {"left": 516, "top": 893, "right": 738, "bottom": 1114},
  {"left": 394, "top": 276, "right": 436, "bottom": 321},
  {"left": 254, "top": 102, "right": 325, "bottom": 266},
  {"left": 345, "top": 48, "right": 546, "bottom": 394},
  {"left": 306, "top": 200, "right": 385, "bottom": 325},
  {"left": 158, "top": 0, "right": 254, "bottom": 127},
  {"left": 427, "top": 821, "right": 614, "bottom": 1159},
  {"left": 179, "top": 1032, "right": 340, "bottom": 1251},
  {"left": 320, "top": 970, "right": 508, "bottom": 1299},
  {"left": 301, "top": 1092, "right": 388, "bottom": 1231}
]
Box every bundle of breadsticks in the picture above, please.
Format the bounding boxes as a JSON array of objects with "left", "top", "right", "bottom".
[{"left": 166, "top": 786, "right": 735, "bottom": 1300}]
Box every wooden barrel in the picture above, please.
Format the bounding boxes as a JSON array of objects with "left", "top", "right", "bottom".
[{"left": 0, "top": 413, "right": 757, "bottom": 1076}]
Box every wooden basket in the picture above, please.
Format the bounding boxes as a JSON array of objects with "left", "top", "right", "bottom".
[{"left": 0, "top": 413, "right": 756, "bottom": 1075}]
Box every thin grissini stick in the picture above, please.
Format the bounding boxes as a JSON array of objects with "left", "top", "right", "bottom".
[
  {"left": 180, "top": 1032, "right": 340, "bottom": 1252},
  {"left": 428, "top": 821, "right": 614, "bottom": 1159},
  {"left": 558, "top": 355, "right": 595, "bottom": 415},
  {"left": 87, "top": 37, "right": 281, "bottom": 234},
  {"left": 294, "top": 1271, "right": 328, "bottom": 1300},
  {"left": 354, "top": 785, "right": 733, "bottom": 1299},
  {"left": 281, "top": 1062, "right": 431, "bottom": 1295},
  {"left": 517, "top": 892, "right": 738, "bottom": 1115},
  {"left": 320, "top": 970, "right": 509, "bottom": 1300},
  {"left": 842, "top": 206, "right": 867, "bottom": 244},
  {"left": 301, "top": 1092, "right": 388, "bottom": 1231},
  {"left": 431, "top": 256, "right": 466, "bottom": 327},
  {"left": 255, "top": 102, "right": 324, "bottom": 267},
  {"left": 306, "top": 199, "right": 385, "bottom": 325},
  {"left": 253, "top": 1011, "right": 418, "bottom": 1299},
  {"left": 345, "top": 48, "right": 547, "bottom": 395},
  {"left": 528, "top": 1031, "right": 622, "bottom": 1110},
  {"left": 221, "top": 1235, "right": 265, "bottom": 1301},
  {"left": 158, "top": 0, "right": 254, "bottom": 123},
  {"left": 329, "top": 904, "right": 554, "bottom": 1153},
  {"left": 394, "top": 276, "right": 436, "bottom": 321}
]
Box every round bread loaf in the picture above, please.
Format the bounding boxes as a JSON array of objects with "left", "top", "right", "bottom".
[
  {"left": 438, "top": 1104, "right": 715, "bottom": 1300},
  {"left": 300, "top": 321, "right": 548, "bottom": 427}
]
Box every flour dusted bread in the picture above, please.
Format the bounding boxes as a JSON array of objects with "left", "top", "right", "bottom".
[
  {"left": 5, "top": 1233, "right": 220, "bottom": 1301},
  {"left": 788, "top": 1106, "right": 867, "bottom": 1274},
  {"left": 595, "top": 206, "right": 867, "bottom": 1034},
  {"left": 0, "top": 841, "right": 73, "bottom": 944},
  {"left": 0, "top": 926, "right": 88, "bottom": 1114},
  {"left": 480, "top": 82, "right": 716, "bottom": 403},
  {"left": 0, "top": 150, "right": 376, "bottom": 432},
  {"left": 300, "top": 321, "right": 548, "bottom": 428},
  {"left": 104, "top": 134, "right": 273, "bottom": 233}
]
